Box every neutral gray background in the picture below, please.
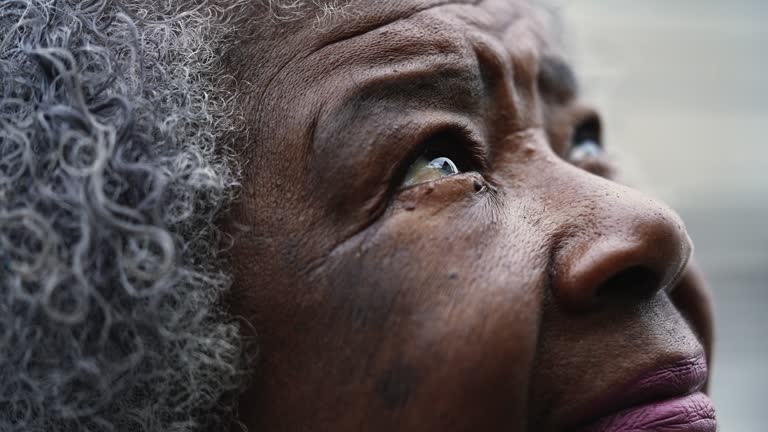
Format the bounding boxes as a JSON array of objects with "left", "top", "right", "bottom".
[{"left": 563, "top": 1, "right": 767, "bottom": 430}]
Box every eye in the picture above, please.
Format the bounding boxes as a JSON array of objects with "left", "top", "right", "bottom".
[
  {"left": 402, "top": 156, "right": 460, "bottom": 188},
  {"left": 568, "top": 114, "right": 603, "bottom": 163},
  {"left": 398, "top": 128, "right": 483, "bottom": 190}
]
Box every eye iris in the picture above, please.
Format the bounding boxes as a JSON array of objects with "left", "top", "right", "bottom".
[
  {"left": 569, "top": 139, "right": 602, "bottom": 162},
  {"left": 427, "top": 157, "right": 459, "bottom": 175},
  {"left": 401, "top": 156, "right": 461, "bottom": 188}
]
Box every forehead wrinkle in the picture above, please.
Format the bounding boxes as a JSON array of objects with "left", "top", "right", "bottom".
[
  {"left": 331, "top": 0, "right": 550, "bottom": 109},
  {"left": 250, "top": 0, "right": 480, "bottom": 123},
  {"left": 304, "top": 9, "right": 484, "bottom": 154},
  {"left": 250, "top": 0, "right": 536, "bottom": 113},
  {"left": 248, "top": 0, "right": 553, "bottom": 164},
  {"left": 309, "top": 0, "right": 481, "bottom": 54}
]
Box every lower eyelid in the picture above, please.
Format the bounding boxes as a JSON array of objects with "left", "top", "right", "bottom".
[
  {"left": 573, "top": 156, "right": 615, "bottom": 179},
  {"left": 396, "top": 172, "right": 486, "bottom": 201}
]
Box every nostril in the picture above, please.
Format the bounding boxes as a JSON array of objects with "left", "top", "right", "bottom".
[{"left": 595, "top": 266, "right": 662, "bottom": 303}]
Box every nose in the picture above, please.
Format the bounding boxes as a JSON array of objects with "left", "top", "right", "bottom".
[{"left": 549, "top": 173, "right": 693, "bottom": 312}]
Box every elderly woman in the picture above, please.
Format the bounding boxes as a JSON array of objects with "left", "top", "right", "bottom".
[{"left": 0, "top": 0, "right": 715, "bottom": 431}]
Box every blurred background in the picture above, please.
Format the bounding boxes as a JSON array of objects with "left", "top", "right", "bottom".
[{"left": 563, "top": 1, "right": 767, "bottom": 430}]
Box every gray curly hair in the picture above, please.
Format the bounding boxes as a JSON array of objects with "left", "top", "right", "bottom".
[{"left": 0, "top": 0, "right": 257, "bottom": 430}]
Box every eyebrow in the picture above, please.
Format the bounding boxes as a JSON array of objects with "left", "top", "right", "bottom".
[
  {"left": 307, "top": 57, "right": 486, "bottom": 177},
  {"left": 537, "top": 55, "right": 579, "bottom": 103},
  {"left": 312, "top": 59, "right": 485, "bottom": 153},
  {"left": 345, "top": 63, "right": 484, "bottom": 113}
]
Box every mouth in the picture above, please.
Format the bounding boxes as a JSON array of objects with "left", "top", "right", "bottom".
[{"left": 573, "top": 355, "right": 716, "bottom": 432}]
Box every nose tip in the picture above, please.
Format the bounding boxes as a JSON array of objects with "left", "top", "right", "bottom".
[{"left": 552, "top": 202, "right": 693, "bottom": 312}]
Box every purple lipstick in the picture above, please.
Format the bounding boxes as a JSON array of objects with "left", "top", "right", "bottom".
[{"left": 575, "top": 355, "right": 716, "bottom": 432}]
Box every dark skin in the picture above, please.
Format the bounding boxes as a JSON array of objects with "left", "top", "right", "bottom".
[{"left": 223, "top": 0, "right": 714, "bottom": 430}]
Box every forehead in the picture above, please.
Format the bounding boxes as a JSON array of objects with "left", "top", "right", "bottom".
[
  {"left": 269, "top": 0, "right": 542, "bottom": 27},
  {"left": 248, "top": 0, "right": 554, "bottom": 74},
  {"left": 241, "top": 0, "right": 560, "bottom": 120}
]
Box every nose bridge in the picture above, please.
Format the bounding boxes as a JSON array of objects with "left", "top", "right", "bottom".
[{"left": 535, "top": 157, "right": 693, "bottom": 312}]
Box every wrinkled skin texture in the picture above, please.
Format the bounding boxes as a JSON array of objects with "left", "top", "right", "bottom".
[{"left": 224, "top": 0, "right": 714, "bottom": 430}]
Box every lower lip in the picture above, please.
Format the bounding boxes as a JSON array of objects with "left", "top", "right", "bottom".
[{"left": 577, "top": 392, "right": 716, "bottom": 432}]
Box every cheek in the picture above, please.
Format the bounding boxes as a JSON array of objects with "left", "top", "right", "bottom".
[{"left": 312, "top": 174, "right": 548, "bottom": 427}]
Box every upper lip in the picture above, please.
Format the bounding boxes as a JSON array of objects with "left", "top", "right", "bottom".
[{"left": 570, "top": 353, "right": 709, "bottom": 428}]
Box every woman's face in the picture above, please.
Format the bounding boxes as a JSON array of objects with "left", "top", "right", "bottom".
[{"left": 224, "top": 0, "right": 715, "bottom": 430}]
